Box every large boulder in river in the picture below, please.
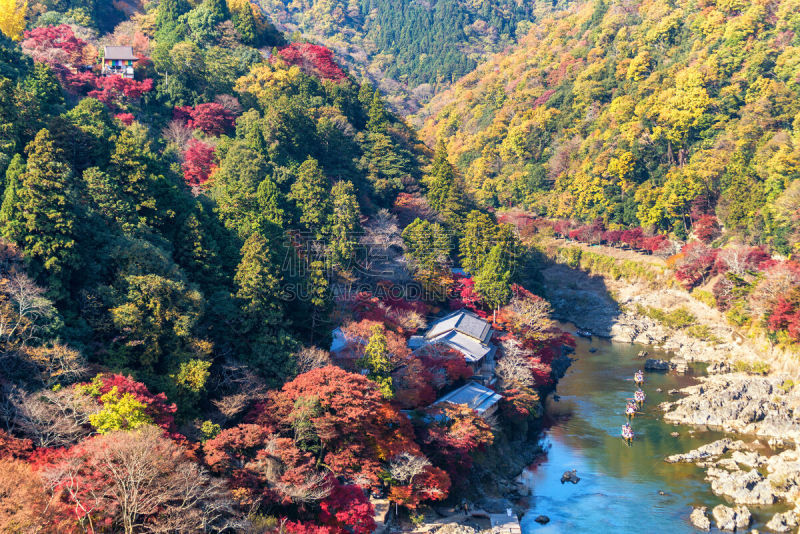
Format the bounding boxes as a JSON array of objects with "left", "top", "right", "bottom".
[
  {"left": 560, "top": 469, "right": 580, "bottom": 484},
  {"left": 664, "top": 438, "right": 745, "bottom": 463},
  {"left": 706, "top": 467, "right": 778, "bottom": 505},
  {"left": 644, "top": 358, "right": 673, "bottom": 371},
  {"left": 690, "top": 507, "right": 710, "bottom": 531},
  {"left": 712, "top": 504, "right": 751, "bottom": 531},
  {"left": 766, "top": 509, "right": 799, "bottom": 533}
]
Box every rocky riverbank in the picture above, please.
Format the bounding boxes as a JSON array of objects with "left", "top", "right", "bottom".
[
  {"left": 541, "top": 262, "right": 772, "bottom": 368},
  {"left": 666, "top": 437, "right": 800, "bottom": 532},
  {"left": 538, "top": 251, "right": 800, "bottom": 530},
  {"left": 660, "top": 374, "right": 800, "bottom": 444}
]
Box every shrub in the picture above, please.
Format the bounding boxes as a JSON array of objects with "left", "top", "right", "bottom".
[
  {"left": 733, "top": 360, "right": 770, "bottom": 375},
  {"left": 560, "top": 247, "right": 582, "bottom": 267},
  {"left": 692, "top": 289, "right": 717, "bottom": 308}
]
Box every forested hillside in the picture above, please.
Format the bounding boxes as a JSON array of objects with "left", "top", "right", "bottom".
[
  {"left": 419, "top": 0, "right": 800, "bottom": 255},
  {"left": 0, "top": 0, "right": 578, "bottom": 531},
  {"left": 258, "top": 0, "right": 568, "bottom": 112}
]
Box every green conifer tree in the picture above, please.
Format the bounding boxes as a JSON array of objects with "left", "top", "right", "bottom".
[
  {"left": 459, "top": 210, "right": 495, "bottom": 274},
  {"left": 235, "top": 232, "right": 285, "bottom": 331},
  {"left": 327, "top": 180, "right": 361, "bottom": 271},
  {"left": 288, "top": 158, "right": 331, "bottom": 240},
  {"left": 15, "top": 129, "right": 78, "bottom": 299},
  {"left": 425, "top": 140, "right": 464, "bottom": 220},
  {"left": 0, "top": 152, "right": 23, "bottom": 235},
  {"left": 474, "top": 243, "right": 512, "bottom": 322}
]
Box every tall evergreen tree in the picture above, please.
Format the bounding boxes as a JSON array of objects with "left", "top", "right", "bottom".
[
  {"left": 459, "top": 210, "right": 495, "bottom": 274},
  {"left": 231, "top": 0, "right": 257, "bottom": 45},
  {"left": 366, "top": 90, "right": 388, "bottom": 133},
  {"left": 15, "top": 129, "right": 78, "bottom": 299},
  {"left": 0, "top": 77, "right": 17, "bottom": 176},
  {"left": 0, "top": 151, "right": 23, "bottom": 236},
  {"left": 288, "top": 158, "right": 331, "bottom": 240},
  {"left": 235, "top": 232, "right": 285, "bottom": 332},
  {"left": 306, "top": 259, "right": 331, "bottom": 343},
  {"left": 360, "top": 132, "right": 406, "bottom": 204},
  {"left": 156, "top": 0, "right": 191, "bottom": 31},
  {"left": 474, "top": 243, "right": 512, "bottom": 322},
  {"left": 327, "top": 180, "right": 361, "bottom": 271},
  {"left": 425, "top": 140, "right": 464, "bottom": 220},
  {"left": 234, "top": 232, "right": 296, "bottom": 383},
  {"left": 205, "top": 0, "right": 229, "bottom": 21},
  {"left": 256, "top": 177, "right": 286, "bottom": 229}
]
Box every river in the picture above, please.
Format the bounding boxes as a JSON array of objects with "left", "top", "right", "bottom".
[{"left": 518, "top": 323, "right": 786, "bottom": 532}]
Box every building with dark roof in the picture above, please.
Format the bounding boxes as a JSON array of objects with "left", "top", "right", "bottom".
[
  {"left": 102, "top": 46, "right": 137, "bottom": 78},
  {"left": 415, "top": 309, "right": 497, "bottom": 379},
  {"left": 433, "top": 381, "right": 503, "bottom": 418}
]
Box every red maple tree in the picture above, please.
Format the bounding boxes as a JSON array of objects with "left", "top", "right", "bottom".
[
  {"left": 278, "top": 43, "right": 348, "bottom": 81},
  {"left": 182, "top": 139, "right": 217, "bottom": 186}
]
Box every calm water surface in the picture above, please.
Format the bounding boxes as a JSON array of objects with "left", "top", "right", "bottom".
[{"left": 519, "top": 324, "right": 786, "bottom": 533}]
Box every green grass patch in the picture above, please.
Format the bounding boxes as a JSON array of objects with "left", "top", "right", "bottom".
[
  {"left": 691, "top": 289, "right": 717, "bottom": 308},
  {"left": 685, "top": 324, "right": 722, "bottom": 345},
  {"left": 733, "top": 360, "right": 771, "bottom": 375},
  {"left": 636, "top": 305, "right": 697, "bottom": 329}
]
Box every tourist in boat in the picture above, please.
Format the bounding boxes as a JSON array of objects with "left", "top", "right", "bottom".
[
  {"left": 621, "top": 423, "right": 634, "bottom": 443},
  {"left": 634, "top": 370, "right": 644, "bottom": 386},
  {"left": 625, "top": 401, "right": 637, "bottom": 419},
  {"left": 634, "top": 389, "right": 646, "bottom": 406}
]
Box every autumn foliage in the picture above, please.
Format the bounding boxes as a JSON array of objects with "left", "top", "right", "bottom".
[
  {"left": 278, "top": 43, "right": 348, "bottom": 81},
  {"left": 174, "top": 103, "right": 236, "bottom": 136},
  {"left": 182, "top": 139, "right": 217, "bottom": 186}
]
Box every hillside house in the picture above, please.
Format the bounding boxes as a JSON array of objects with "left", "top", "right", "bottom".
[
  {"left": 433, "top": 381, "right": 503, "bottom": 419},
  {"left": 102, "top": 46, "right": 137, "bottom": 78},
  {"left": 410, "top": 309, "right": 497, "bottom": 380}
]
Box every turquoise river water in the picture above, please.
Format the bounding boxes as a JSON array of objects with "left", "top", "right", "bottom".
[{"left": 518, "top": 324, "right": 787, "bottom": 533}]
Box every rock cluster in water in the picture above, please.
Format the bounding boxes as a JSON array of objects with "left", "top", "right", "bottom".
[
  {"left": 689, "top": 507, "right": 710, "bottom": 531},
  {"left": 660, "top": 374, "right": 800, "bottom": 442},
  {"left": 665, "top": 438, "right": 800, "bottom": 531},
  {"left": 712, "top": 504, "right": 752, "bottom": 532}
]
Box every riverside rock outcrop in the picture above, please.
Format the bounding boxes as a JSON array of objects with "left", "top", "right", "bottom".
[
  {"left": 712, "top": 504, "right": 751, "bottom": 531},
  {"left": 705, "top": 467, "right": 777, "bottom": 505},
  {"left": 664, "top": 438, "right": 745, "bottom": 464},
  {"left": 690, "top": 507, "right": 711, "bottom": 531},
  {"left": 667, "top": 440, "right": 800, "bottom": 513},
  {"left": 766, "top": 508, "right": 800, "bottom": 533},
  {"left": 660, "top": 375, "right": 800, "bottom": 443}
]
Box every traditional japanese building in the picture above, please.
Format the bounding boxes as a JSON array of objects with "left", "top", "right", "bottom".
[
  {"left": 433, "top": 381, "right": 503, "bottom": 419},
  {"left": 101, "top": 46, "right": 137, "bottom": 78},
  {"left": 411, "top": 309, "right": 497, "bottom": 379}
]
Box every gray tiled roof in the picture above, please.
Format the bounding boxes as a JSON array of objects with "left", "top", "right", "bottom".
[
  {"left": 434, "top": 382, "right": 503, "bottom": 414},
  {"left": 425, "top": 309, "right": 491, "bottom": 344},
  {"left": 103, "top": 46, "right": 137, "bottom": 60},
  {"left": 427, "top": 332, "right": 493, "bottom": 362}
]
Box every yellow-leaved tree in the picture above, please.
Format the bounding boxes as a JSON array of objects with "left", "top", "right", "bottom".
[{"left": 0, "top": 0, "right": 27, "bottom": 41}]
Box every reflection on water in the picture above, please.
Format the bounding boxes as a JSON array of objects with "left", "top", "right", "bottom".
[{"left": 520, "top": 325, "right": 784, "bottom": 532}]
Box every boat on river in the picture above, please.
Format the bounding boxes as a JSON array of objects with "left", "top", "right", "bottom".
[
  {"left": 621, "top": 423, "right": 634, "bottom": 444},
  {"left": 634, "top": 389, "right": 646, "bottom": 406},
  {"left": 625, "top": 402, "right": 637, "bottom": 420},
  {"left": 576, "top": 329, "right": 592, "bottom": 339},
  {"left": 634, "top": 370, "right": 644, "bottom": 386}
]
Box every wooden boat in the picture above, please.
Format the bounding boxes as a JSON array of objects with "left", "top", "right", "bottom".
[
  {"left": 634, "top": 371, "right": 644, "bottom": 386},
  {"left": 625, "top": 403, "right": 637, "bottom": 420},
  {"left": 576, "top": 330, "right": 592, "bottom": 339},
  {"left": 621, "top": 424, "right": 634, "bottom": 444},
  {"left": 634, "top": 389, "right": 646, "bottom": 406}
]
